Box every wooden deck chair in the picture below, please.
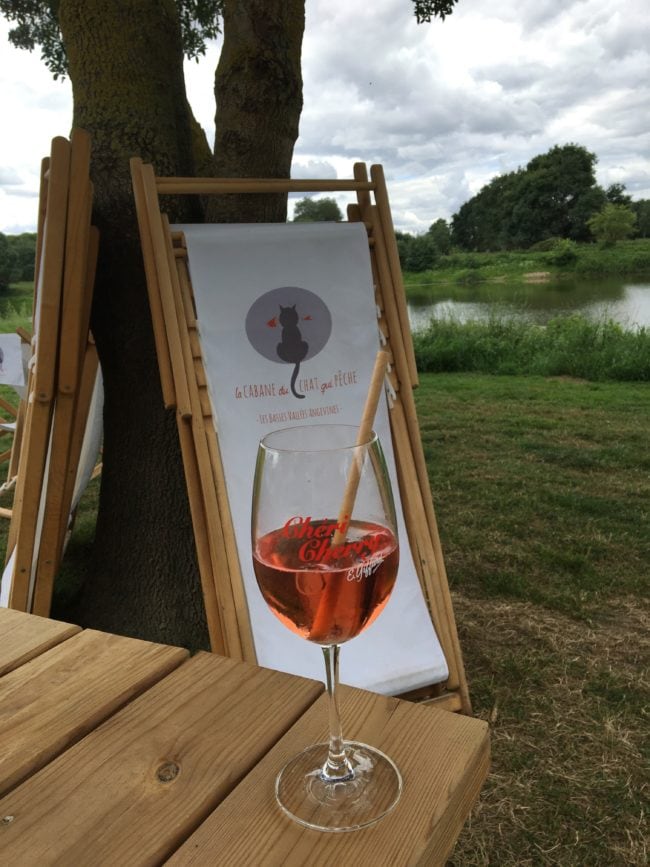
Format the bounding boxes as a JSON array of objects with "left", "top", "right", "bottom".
[
  {"left": 0, "top": 129, "right": 102, "bottom": 615},
  {"left": 30, "top": 129, "right": 101, "bottom": 618},
  {"left": 1, "top": 139, "right": 69, "bottom": 610},
  {"left": 131, "top": 160, "right": 471, "bottom": 713}
]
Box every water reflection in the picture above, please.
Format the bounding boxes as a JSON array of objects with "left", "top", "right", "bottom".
[{"left": 407, "top": 278, "right": 650, "bottom": 332}]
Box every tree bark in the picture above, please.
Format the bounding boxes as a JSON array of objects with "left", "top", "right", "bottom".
[
  {"left": 57, "top": 0, "right": 209, "bottom": 649},
  {"left": 53, "top": 0, "right": 305, "bottom": 650},
  {"left": 208, "top": 0, "right": 305, "bottom": 223}
]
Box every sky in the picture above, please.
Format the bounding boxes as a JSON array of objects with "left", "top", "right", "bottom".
[{"left": 1, "top": 0, "right": 649, "bottom": 235}]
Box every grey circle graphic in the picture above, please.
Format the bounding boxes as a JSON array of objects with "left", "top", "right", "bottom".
[{"left": 245, "top": 286, "right": 332, "bottom": 364}]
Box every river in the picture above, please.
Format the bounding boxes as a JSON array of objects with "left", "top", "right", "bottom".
[{"left": 407, "top": 276, "right": 650, "bottom": 332}]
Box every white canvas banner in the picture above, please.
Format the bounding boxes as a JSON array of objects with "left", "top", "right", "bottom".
[
  {"left": 177, "top": 222, "right": 448, "bottom": 694},
  {"left": 0, "top": 333, "right": 26, "bottom": 389}
]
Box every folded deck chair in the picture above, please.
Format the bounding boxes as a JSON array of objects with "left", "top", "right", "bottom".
[
  {"left": 0, "top": 130, "right": 103, "bottom": 616},
  {"left": 131, "top": 161, "right": 470, "bottom": 713}
]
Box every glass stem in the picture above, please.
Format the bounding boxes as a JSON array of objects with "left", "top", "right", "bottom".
[{"left": 320, "top": 644, "right": 354, "bottom": 782}]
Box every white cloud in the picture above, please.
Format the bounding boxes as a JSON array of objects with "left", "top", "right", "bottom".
[
  {"left": 294, "top": 0, "right": 650, "bottom": 231},
  {"left": 1, "top": 1, "right": 649, "bottom": 236},
  {"left": 0, "top": 20, "right": 73, "bottom": 232}
]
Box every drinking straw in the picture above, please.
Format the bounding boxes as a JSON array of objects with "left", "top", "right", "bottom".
[{"left": 331, "top": 349, "right": 389, "bottom": 547}]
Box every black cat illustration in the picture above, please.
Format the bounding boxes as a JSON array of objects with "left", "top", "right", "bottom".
[{"left": 276, "top": 304, "right": 309, "bottom": 399}]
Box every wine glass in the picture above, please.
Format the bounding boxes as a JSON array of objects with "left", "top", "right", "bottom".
[{"left": 251, "top": 423, "right": 402, "bottom": 832}]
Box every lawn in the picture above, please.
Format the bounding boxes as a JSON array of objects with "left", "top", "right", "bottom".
[
  {"left": 416, "top": 374, "right": 649, "bottom": 617},
  {"left": 414, "top": 373, "right": 649, "bottom": 865}
]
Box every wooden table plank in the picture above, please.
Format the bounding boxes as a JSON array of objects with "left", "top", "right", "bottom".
[
  {"left": 0, "top": 607, "right": 79, "bottom": 676},
  {"left": 0, "top": 652, "right": 324, "bottom": 866},
  {"left": 0, "top": 628, "right": 187, "bottom": 797},
  {"left": 168, "top": 686, "right": 490, "bottom": 866}
]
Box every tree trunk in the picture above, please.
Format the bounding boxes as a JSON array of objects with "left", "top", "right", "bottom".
[
  {"left": 54, "top": 0, "right": 305, "bottom": 649},
  {"left": 208, "top": 0, "right": 305, "bottom": 223},
  {"left": 58, "top": 0, "right": 210, "bottom": 649}
]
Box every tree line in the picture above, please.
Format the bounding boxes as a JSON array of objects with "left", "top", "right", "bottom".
[
  {"left": 0, "top": 197, "right": 346, "bottom": 291},
  {"left": 6, "top": 142, "right": 649, "bottom": 289},
  {"left": 396, "top": 144, "right": 650, "bottom": 272}
]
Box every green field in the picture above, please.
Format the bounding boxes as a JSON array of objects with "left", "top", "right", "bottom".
[
  {"left": 415, "top": 374, "right": 649, "bottom": 619},
  {"left": 414, "top": 374, "right": 649, "bottom": 865},
  {"left": 0, "top": 282, "right": 34, "bottom": 333}
]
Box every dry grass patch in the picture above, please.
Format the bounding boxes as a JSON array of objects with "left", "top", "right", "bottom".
[{"left": 448, "top": 593, "right": 649, "bottom": 866}]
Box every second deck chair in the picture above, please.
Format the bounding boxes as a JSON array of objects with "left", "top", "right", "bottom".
[
  {"left": 0, "top": 130, "right": 103, "bottom": 615},
  {"left": 132, "top": 161, "right": 470, "bottom": 713}
]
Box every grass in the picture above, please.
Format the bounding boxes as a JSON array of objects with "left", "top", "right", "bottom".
[
  {"left": 413, "top": 314, "right": 650, "bottom": 381},
  {"left": 0, "top": 301, "right": 33, "bottom": 333},
  {"left": 450, "top": 595, "right": 648, "bottom": 865},
  {"left": 0, "top": 281, "right": 34, "bottom": 333},
  {"left": 415, "top": 374, "right": 649, "bottom": 620},
  {"left": 574, "top": 240, "right": 650, "bottom": 277},
  {"left": 414, "top": 374, "right": 649, "bottom": 865}
]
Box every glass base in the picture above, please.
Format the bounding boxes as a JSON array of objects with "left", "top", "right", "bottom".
[{"left": 275, "top": 741, "right": 402, "bottom": 832}]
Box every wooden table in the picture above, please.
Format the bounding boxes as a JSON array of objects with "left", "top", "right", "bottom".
[{"left": 0, "top": 608, "right": 489, "bottom": 865}]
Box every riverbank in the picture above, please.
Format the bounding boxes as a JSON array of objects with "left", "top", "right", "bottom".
[{"left": 403, "top": 238, "right": 650, "bottom": 297}]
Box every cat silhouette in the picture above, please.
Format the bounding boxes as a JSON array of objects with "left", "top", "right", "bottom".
[{"left": 276, "top": 304, "right": 309, "bottom": 399}]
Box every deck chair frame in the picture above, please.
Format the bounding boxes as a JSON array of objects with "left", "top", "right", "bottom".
[
  {"left": 4, "top": 130, "right": 101, "bottom": 615},
  {"left": 131, "top": 160, "right": 471, "bottom": 714}
]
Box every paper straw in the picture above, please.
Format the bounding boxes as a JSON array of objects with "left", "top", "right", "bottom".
[{"left": 332, "top": 350, "right": 389, "bottom": 546}]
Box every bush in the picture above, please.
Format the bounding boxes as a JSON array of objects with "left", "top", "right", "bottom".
[
  {"left": 413, "top": 314, "right": 650, "bottom": 381},
  {"left": 529, "top": 237, "right": 563, "bottom": 252},
  {"left": 396, "top": 232, "right": 439, "bottom": 272},
  {"left": 574, "top": 244, "right": 650, "bottom": 276},
  {"left": 547, "top": 239, "right": 578, "bottom": 267},
  {"left": 455, "top": 253, "right": 487, "bottom": 268},
  {"left": 587, "top": 203, "right": 637, "bottom": 244},
  {"left": 455, "top": 268, "right": 485, "bottom": 285}
]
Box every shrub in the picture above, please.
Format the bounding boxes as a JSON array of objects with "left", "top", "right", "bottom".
[
  {"left": 455, "top": 268, "right": 485, "bottom": 285},
  {"left": 588, "top": 203, "right": 637, "bottom": 245},
  {"left": 574, "top": 245, "right": 650, "bottom": 276},
  {"left": 547, "top": 239, "right": 578, "bottom": 267},
  {"left": 529, "top": 237, "right": 563, "bottom": 252},
  {"left": 413, "top": 314, "right": 650, "bottom": 381}
]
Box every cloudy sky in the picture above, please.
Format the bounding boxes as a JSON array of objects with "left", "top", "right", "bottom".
[{"left": 1, "top": 0, "right": 649, "bottom": 235}]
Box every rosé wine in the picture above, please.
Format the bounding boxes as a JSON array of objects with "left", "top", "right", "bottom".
[{"left": 253, "top": 519, "right": 398, "bottom": 645}]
